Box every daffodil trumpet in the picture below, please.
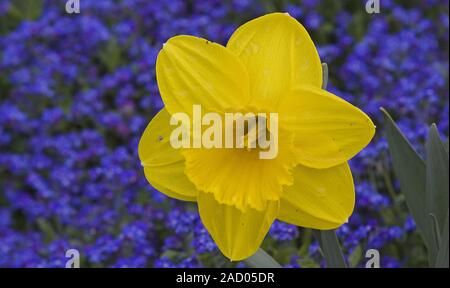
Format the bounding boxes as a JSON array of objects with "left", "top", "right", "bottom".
[
  {"left": 169, "top": 104, "right": 279, "bottom": 159},
  {"left": 139, "top": 13, "right": 375, "bottom": 261}
]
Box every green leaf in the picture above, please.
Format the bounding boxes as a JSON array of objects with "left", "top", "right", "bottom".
[
  {"left": 381, "top": 108, "right": 438, "bottom": 265},
  {"left": 243, "top": 248, "right": 282, "bottom": 268},
  {"left": 322, "top": 63, "right": 329, "bottom": 89},
  {"left": 426, "top": 124, "right": 449, "bottom": 244},
  {"left": 435, "top": 212, "right": 449, "bottom": 267},
  {"left": 9, "top": 0, "right": 43, "bottom": 20},
  {"left": 348, "top": 245, "right": 363, "bottom": 268},
  {"left": 299, "top": 228, "right": 313, "bottom": 256},
  {"left": 36, "top": 218, "right": 56, "bottom": 241},
  {"left": 429, "top": 213, "right": 441, "bottom": 250},
  {"left": 98, "top": 38, "right": 122, "bottom": 72},
  {"left": 314, "top": 230, "right": 347, "bottom": 268}
]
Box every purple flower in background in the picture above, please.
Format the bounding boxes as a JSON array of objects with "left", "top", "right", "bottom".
[
  {"left": 269, "top": 221, "right": 299, "bottom": 242},
  {"left": 0, "top": 0, "right": 448, "bottom": 267}
]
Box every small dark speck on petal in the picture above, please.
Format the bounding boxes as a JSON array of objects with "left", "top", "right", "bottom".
[{"left": 158, "top": 136, "right": 163, "bottom": 142}]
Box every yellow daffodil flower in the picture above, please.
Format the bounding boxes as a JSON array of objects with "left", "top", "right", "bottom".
[{"left": 138, "top": 13, "right": 375, "bottom": 261}]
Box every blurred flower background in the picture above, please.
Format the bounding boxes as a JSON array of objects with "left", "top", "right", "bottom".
[{"left": 0, "top": 0, "right": 448, "bottom": 268}]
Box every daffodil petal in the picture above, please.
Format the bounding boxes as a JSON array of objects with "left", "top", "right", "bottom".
[
  {"left": 142, "top": 166, "right": 196, "bottom": 202},
  {"left": 156, "top": 35, "right": 250, "bottom": 116},
  {"left": 138, "top": 108, "right": 197, "bottom": 201},
  {"left": 227, "top": 13, "right": 322, "bottom": 110},
  {"left": 278, "top": 162, "right": 354, "bottom": 228},
  {"left": 278, "top": 200, "right": 343, "bottom": 230},
  {"left": 198, "top": 192, "right": 278, "bottom": 261},
  {"left": 279, "top": 85, "right": 375, "bottom": 169}
]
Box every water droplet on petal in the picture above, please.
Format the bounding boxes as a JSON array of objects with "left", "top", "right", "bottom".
[
  {"left": 245, "top": 42, "right": 260, "bottom": 55},
  {"left": 317, "top": 187, "right": 326, "bottom": 197}
]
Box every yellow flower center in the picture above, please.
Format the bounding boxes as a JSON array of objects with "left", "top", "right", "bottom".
[{"left": 182, "top": 117, "right": 296, "bottom": 212}]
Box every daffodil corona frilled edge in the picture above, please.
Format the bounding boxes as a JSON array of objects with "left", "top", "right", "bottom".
[{"left": 138, "top": 13, "right": 375, "bottom": 261}]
